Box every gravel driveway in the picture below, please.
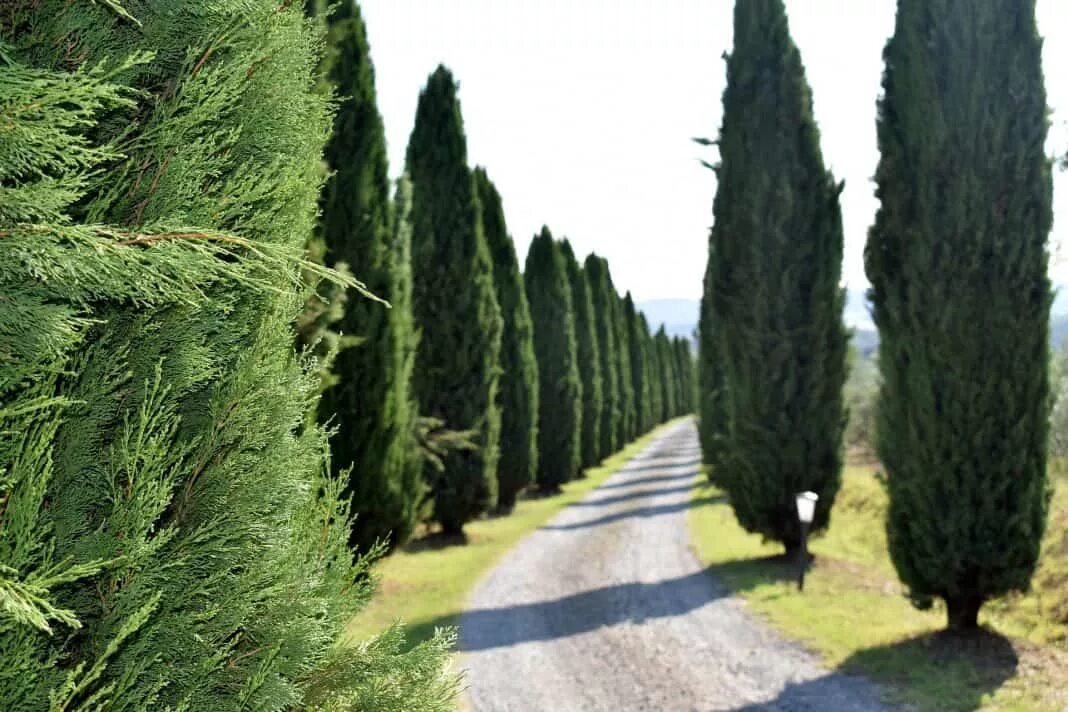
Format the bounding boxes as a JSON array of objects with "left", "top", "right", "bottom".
[{"left": 460, "top": 420, "right": 890, "bottom": 711}]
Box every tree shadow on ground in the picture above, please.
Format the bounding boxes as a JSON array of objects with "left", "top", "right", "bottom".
[
  {"left": 540, "top": 494, "right": 726, "bottom": 531},
  {"left": 597, "top": 469, "right": 703, "bottom": 490},
  {"left": 459, "top": 566, "right": 730, "bottom": 651},
  {"left": 609, "top": 457, "right": 702, "bottom": 475},
  {"left": 401, "top": 530, "right": 469, "bottom": 554},
  {"left": 568, "top": 482, "right": 702, "bottom": 508}
]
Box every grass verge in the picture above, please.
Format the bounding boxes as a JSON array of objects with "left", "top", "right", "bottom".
[
  {"left": 346, "top": 420, "right": 681, "bottom": 647},
  {"left": 688, "top": 467, "right": 1068, "bottom": 711}
]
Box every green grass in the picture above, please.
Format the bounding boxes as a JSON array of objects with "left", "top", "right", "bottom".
[
  {"left": 688, "top": 467, "right": 1068, "bottom": 711},
  {"left": 346, "top": 420, "right": 681, "bottom": 646}
]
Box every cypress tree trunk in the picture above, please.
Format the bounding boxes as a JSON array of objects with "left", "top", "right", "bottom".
[
  {"left": 867, "top": 0, "right": 1052, "bottom": 629},
  {"left": 406, "top": 66, "right": 503, "bottom": 535},
  {"left": 585, "top": 255, "right": 622, "bottom": 459},
  {"left": 707, "top": 0, "right": 848, "bottom": 551},
  {"left": 562, "top": 239, "right": 603, "bottom": 471},
  {"left": 0, "top": 2, "right": 456, "bottom": 708},
  {"left": 476, "top": 168, "right": 539, "bottom": 513},
  {"left": 623, "top": 293, "right": 648, "bottom": 437},
  {"left": 313, "top": 0, "right": 423, "bottom": 553},
  {"left": 525, "top": 228, "right": 583, "bottom": 491}
]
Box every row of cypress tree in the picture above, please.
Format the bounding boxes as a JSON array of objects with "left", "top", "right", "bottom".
[
  {"left": 699, "top": 0, "right": 1051, "bottom": 631},
  {"left": 304, "top": 2, "right": 697, "bottom": 543}
]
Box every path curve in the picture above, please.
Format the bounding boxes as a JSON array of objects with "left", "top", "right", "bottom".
[{"left": 460, "top": 420, "right": 889, "bottom": 711}]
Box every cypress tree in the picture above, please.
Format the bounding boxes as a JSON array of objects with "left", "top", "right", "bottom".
[
  {"left": 623, "top": 294, "right": 649, "bottom": 435},
  {"left": 584, "top": 255, "right": 621, "bottom": 458},
  {"left": 475, "top": 167, "right": 539, "bottom": 513},
  {"left": 313, "top": 0, "right": 423, "bottom": 553},
  {"left": 0, "top": 2, "right": 456, "bottom": 708},
  {"left": 866, "top": 0, "right": 1052, "bottom": 629},
  {"left": 675, "top": 337, "right": 696, "bottom": 415},
  {"left": 641, "top": 315, "right": 663, "bottom": 428},
  {"left": 614, "top": 293, "right": 636, "bottom": 443},
  {"left": 656, "top": 327, "right": 679, "bottom": 422},
  {"left": 525, "top": 229, "right": 583, "bottom": 490},
  {"left": 707, "top": 0, "right": 848, "bottom": 553},
  {"left": 698, "top": 258, "right": 730, "bottom": 469},
  {"left": 561, "top": 239, "right": 603, "bottom": 470},
  {"left": 407, "top": 66, "right": 503, "bottom": 534}
]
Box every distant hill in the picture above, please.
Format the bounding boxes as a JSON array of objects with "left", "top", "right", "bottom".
[{"left": 640, "top": 286, "right": 1068, "bottom": 357}]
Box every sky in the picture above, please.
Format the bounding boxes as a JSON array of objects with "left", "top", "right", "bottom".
[{"left": 362, "top": 0, "right": 1068, "bottom": 303}]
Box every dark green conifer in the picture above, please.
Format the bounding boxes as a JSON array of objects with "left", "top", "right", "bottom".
[
  {"left": 561, "top": 239, "right": 603, "bottom": 470},
  {"left": 656, "top": 327, "right": 679, "bottom": 422},
  {"left": 584, "top": 255, "right": 621, "bottom": 458},
  {"left": 706, "top": 0, "right": 848, "bottom": 553},
  {"left": 674, "top": 337, "right": 696, "bottom": 415},
  {"left": 525, "top": 229, "right": 583, "bottom": 490},
  {"left": 313, "top": 0, "right": 423, "bottom": 552},
  {"left": 866, "top": 0, "right": 1052, "bottom": 629},
  {"left": 407, "top": 66, "right": 503, "bottom": 534},
  {"left": 0, "top": 2, "right": 456, "bottom": 707},
  {"left": 476, "top": 168, "right": 539, "bottom": 512},
  {"left": 614, "top": 293, "right": 636, "bottom": 443},
  {"left": 698, "top": 261, "right": 729, "bottom": 469},
  {"left": 644, "top": 319, "right": 665, "bottom": 426},
  {"left": 623, "top": 294, "right": 649, "bottom": 435}
]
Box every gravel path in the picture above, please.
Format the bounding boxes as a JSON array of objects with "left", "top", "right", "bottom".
[{"left": 460, "top": 420, "right": 890, "bottom": 711}]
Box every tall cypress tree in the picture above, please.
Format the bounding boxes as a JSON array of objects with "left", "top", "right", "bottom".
[
  {"left": 584, "top": 255, "right": 621, "bottom": 458},
  {"left": 707, "top": 0, "right": 848, "bottom": 553},
  {"left": 640, "top": 314, "right": 662, "bottom": 429},
  {"left": 656, "top": 327, "right": 679, "bottom": 422},
  {"left": 407, "top": 66, "right": 503, "bottom": 534},
  {"left": 674, "top": 337, "right": 696, "bottom": 415},
  {"left": 0, "top": 2, "right": 456, "bottom": 708},
  {"left": 525, "top": 229, "right": 583, "bottom": 490},
  {"left": 623, "top": 293, "right": 649, "bottom": 435},
  {"left": 313, "top": 0, "right": 423, "bottom": 552},
  {"left": 866, "top": 0, "right": 1052, "bottom": 629},
  {"left": 561, "top": 239, "right": 603, "bottom": 470},
  {"left": 614, "top": 292, "right": 636, "bottom": 443},
  {"left": 475, "top": 167, "right": 539, "bottom": 513}
]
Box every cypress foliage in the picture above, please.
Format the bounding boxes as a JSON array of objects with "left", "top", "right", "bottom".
[
  {"left": 641, "top": 315, "right": 663, "bottom": 429},
  {"left": 623, "top": 294, "right": 649, "bottom": 435},
  {"left": 614, "top": 293, "right": 636, "bottom": 444},
  {"left": 525, "top": 229, "right": 583, "bottom": 490},
  {"left": 0, "top": 2, "right": 457, "bottom": 708},
  {"left": 707, "top": 0, "right": 848, "bottom": 552},
  {"left": 866, "top": 0, "right": 1052, "bottom": 629},
  {"left": 313, "top": 0, "right": 423, "bottom": 553},
  {"left": 407, "top": 66, "right": 503, "bottom": 534},
  {"left": 697, "top": 259, "right": 729, "bottom": 469},
  {"left": 561, "top": 239, "right": 603, "bottom": 470},
  {"left": 674, "top": 337, "right": 696, "bottom": 415},
  {"left": 656, "top": 327, "right": 679, "bottom": 422},
  {"left": 584, "top": 255, "right": 621, "bottom": 458},
  {"left": 475, "top": 167, "right": 539, "bottom": 512}
]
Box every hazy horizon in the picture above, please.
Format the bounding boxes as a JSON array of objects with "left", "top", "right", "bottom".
[{"left": 362, "top": 1, "right": 1068, "bottom": 302}]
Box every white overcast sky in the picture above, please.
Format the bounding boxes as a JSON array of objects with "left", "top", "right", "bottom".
[{"left": 361, "top": 0, "right": 1068, "bottom": 302}]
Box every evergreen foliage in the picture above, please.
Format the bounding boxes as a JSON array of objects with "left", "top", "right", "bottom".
[
  {"left": 406, "top": 66, "right": 503, "bottom": 534},
  {"left": 561, "top": 239, "right": 603, "bottom": 470},
  {"left": 705, "top": 0, "right": 848, "bottom": 552},
  {"left": 613, "top": 293, "right": 636, "bottom": 444},
  {"left": 674, "top": 337, "right": 696, "bottom": 415},
  {"left": 656, "top": 328, "right": 679, "bottom": 422},
  {"left": 476, "top": 167, "right": 539, "bottom": 512},
  {"left": 697, "top": 259, "right": 729, "bottom": 470},
  {"left": 623, "top": 294, "right": 649, "bottom": 435},
  {"left": 312, "top": 0, "right": 423, "bottom": 553},
  {"left": 0, "top": 2, "right": 456, "bottom": 708},
  {"left": 866, "top": 0, "right": 1052, "bottom": 629},
  {"left": 584, "top": 255, "right": 622, "bottom": 459},
  {"left": 641, "top": 315, "right": 663, "bottom": 430},
  {"left": 525, "top": 228, "right": 583, "bottom": 490}
]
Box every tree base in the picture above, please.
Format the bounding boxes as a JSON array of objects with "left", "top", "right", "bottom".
[{"left": 945, "top": 595, "right": 983, "bottom": 630}]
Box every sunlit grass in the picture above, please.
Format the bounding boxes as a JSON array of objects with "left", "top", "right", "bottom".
[
  {"left": 688, "top": 466, "right": 1068, "bottom": 711},
  {"left": 345, "top": 420, "right": 683, "bottom": 647}
]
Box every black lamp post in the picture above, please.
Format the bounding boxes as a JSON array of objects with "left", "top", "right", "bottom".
[{"left": 795, "top": 491, "right": 818, "bottom": 591}]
